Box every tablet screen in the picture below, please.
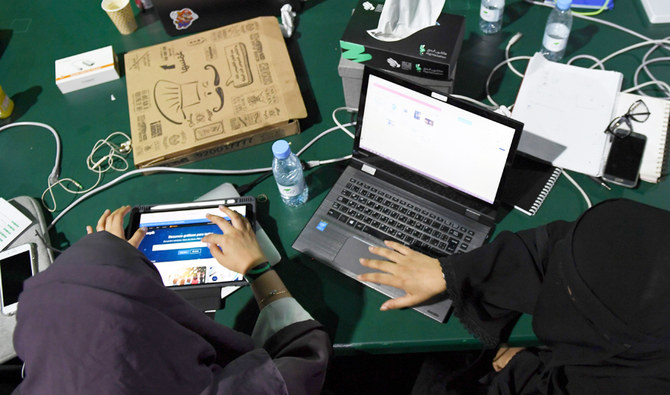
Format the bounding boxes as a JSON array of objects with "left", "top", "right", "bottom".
[{"left": 133, "top": 201, "right": 253, "bottom": 288}]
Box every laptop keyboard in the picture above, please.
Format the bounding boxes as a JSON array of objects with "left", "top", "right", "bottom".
[{"left": 327, "top": 178, "right": 476, "bottom": 257}]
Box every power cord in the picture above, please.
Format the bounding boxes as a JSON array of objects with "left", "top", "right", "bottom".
[
  {"left": 560, "top": 169, "right": 592, "bottom": 208},
  {"left": 41, "top": 131, "right": 133, "bottom": 213},
  {"left": 470, "top": 3, "right": 669, "bottom": 210},
  {"left": 42, "top": 119, "right": 357, "bottom": 229},
  {"left": 0, "top": 122, "right": 61, "bottom": 184}
]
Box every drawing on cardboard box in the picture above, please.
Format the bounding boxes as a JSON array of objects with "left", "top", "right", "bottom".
[
  {"left": 125, "top": 17, "right": 307, "bottom": 168},
  {"left": 154, "top": 64, "right": 224, "bottom": 125}
]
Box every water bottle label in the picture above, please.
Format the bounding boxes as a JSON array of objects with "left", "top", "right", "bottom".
[
  {"left": 277, "top": 179, "right": 305, "bottom": 197},
  {"left": 542, "top": 35, "right": 567, "bottom": 52},
  {"left": 480, "top": 4, "right": 502, "bottom": 22}
]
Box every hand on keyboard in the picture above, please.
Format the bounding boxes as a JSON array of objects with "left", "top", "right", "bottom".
[{"left": 358, "top": 240, "right": 447, "bottom": 311}]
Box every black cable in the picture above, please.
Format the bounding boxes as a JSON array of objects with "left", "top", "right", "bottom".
[{"left": 235, "top": 171, "right": 273, "bottom": 196}]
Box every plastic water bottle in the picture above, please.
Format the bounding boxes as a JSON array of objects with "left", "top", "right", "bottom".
[
  {"left": 272, "top": 140, "right": 308, "bottom": 207},
  {"left": 479, "top": 0, "right": 505, "bottom": 34},
  {"left": 540, "top": 0, "right": 573, "bottom": 61}
]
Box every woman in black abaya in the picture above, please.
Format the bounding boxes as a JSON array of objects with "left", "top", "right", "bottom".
[{"left": 359, "top": 199, "right": 670, "bottom": 394}]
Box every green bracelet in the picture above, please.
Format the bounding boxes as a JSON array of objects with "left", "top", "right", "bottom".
[{"left": 244, "top": 262, "right": 272, "bottom": 283}]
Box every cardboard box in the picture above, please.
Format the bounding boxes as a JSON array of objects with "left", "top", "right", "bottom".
[
  {"left": 338, "top": 56, "right": 454, "bottom": 110},
  {"left": 340, "top": 0, "right": 464, "bottom": 81},
  {"left": 124, "top": 16, "right": 307, "bottom": 168},
  {"left": 55, "top": 46, "right": 120, "bottom": 94}
]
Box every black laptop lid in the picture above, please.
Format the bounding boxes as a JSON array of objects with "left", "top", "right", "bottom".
[
  {"left": 353, "top": 67, "right": 523, "bottom": 223},
  {"left": 153, "top": 0, "right": 299, "bottom": 36}
]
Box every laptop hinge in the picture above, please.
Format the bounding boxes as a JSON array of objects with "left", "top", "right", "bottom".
[
  {"left": 465, "top": 208, "right": 481, "bottom": 221},
  {"left": 361, "top": 163, "right": 376, "bottom": 176}
]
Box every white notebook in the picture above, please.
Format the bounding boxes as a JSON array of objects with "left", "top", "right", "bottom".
[
  {"left": 512, "top": 53, "right": 623, "bottom": 177},
  {"left": 612, "top": 92, "right": 670, "bottom": 183}
]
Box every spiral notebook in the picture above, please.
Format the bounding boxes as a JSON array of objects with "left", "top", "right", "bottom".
[
  {"left": 501, "top": 154, "right": 561, "bottom": 216},
  {"left": 612, "top": 92, "right": 670, "bottom": 183}
]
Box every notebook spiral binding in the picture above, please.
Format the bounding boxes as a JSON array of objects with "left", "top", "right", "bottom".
[
  {"left": 657, "top": 104, "right": 670, "bottom": 179},
  {"left": 515, "top": 167, "right": 562, "bottom": 216}
]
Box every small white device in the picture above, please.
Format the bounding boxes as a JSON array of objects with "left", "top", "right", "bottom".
[{"left": 0, "top": 243, "right": 37, "bottom": 316}]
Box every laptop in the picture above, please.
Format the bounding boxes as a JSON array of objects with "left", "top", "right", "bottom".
[
  {"left": 151, "top": 0, "right": 299, "bottom": 36},
  {"left": 292, "top": 67, "right": 523, "bottom": 322}
]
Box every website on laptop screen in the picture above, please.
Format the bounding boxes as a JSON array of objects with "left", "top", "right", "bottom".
[
  {"left": 359, "top": 74, "right": 517, "bottom": 204},
  {"left": 137, "top": 206, "right": 247, "bottom": 287}
]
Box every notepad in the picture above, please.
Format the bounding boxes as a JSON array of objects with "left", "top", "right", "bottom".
[
  {"left": 512, "top": 53, "right": 623, "bottom": 177},
  {"left": 612, "top": 92, "right": 670, "bottom": 183},
  {"left": 0, "top": 198, "right": 32, "bottom": 251},
  {"left": 502, "top": 154, "right": 562, "bottom": 216}
]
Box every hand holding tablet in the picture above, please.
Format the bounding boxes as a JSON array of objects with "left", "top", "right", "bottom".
[
  {"left": 125, "top": 197, "right": 257, "bottom": 289},
  {"left": 202, "top": 205, "right": 267, "bottom": 276}
]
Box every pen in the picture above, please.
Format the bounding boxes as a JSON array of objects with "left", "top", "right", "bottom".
[{"left": 589, "top": 176, "right": 611, "bottom": 191}]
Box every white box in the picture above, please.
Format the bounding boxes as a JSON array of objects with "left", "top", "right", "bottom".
[
  {"left": 640, "top": 0, "right": 670, "bottom": 24},
  {"left": 55, "top": 46, "right": 120, "bottom": 94}
]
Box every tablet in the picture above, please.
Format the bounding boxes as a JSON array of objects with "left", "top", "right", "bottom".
[{"left": 127, "top": 197, "right": 255, "bottom": 289}]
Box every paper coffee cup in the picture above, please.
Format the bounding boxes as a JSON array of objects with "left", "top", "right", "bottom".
[{"left": 101, "top": 0, "right": 138, "bottom": 35}]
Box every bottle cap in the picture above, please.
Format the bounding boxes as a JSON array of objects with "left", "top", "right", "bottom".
[
  {"left": 272, "top": 140, "right": 291, "bottom": 159},
  {"left": 556, "top": 0, "right": 572, "bottom": 10}
]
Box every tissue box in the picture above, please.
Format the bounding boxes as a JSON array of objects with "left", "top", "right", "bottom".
[
  {"left": 55, "top": 46, "right": 120, "bottom": 94},
  {"left": 340, "top": 0, "right": 464, "bottom": 81},
  {"left": 124, "top": 17, "right": 307, "bottom": 168},
  {"left": 338, "top": 56, "right": 454, "bottom": 110}
]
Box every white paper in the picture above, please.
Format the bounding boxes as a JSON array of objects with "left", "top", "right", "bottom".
[
  {"left": 0, "top": 198, "right": 32, "bottom": 251},
  {"left": 512, "top": 54, "right": 623, "bottom": 177},
  {"left": 367, "top": 0, "right": 445, "bottom": 42}
]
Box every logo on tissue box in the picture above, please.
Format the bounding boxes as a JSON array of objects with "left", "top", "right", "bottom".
[{"left": 419, "top": 44, "right": 447, "bottom": 60}]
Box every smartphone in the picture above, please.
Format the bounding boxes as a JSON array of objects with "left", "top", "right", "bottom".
[
  {"left": 0, "top": 243, "right": 37, "bottom": 316},
  {"left": 126, "top": 197, "right": 256, "bottom": 289},
  {"left": 602, "top": 132, "right": 647, "bottom": 188}
]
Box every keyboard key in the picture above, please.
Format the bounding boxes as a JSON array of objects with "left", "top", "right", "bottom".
[
  {"left": 335, "top": 177, "right": 480, "bottom": 255},
  {"left": 449, "top": 229, "right": 463, "bottom": 238}
]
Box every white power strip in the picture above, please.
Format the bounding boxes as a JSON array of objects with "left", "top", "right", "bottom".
[{"left": 640, "top": 0, "right": 670, "bottom": 24}]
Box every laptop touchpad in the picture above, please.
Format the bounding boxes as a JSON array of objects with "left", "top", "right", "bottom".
[{"left": 334, "top": 237, "right": 390, "bottom": 276}]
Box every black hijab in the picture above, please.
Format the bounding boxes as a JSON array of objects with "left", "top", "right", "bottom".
[{"left": 532, "top": 199, "right": 670, "bottom": 392}]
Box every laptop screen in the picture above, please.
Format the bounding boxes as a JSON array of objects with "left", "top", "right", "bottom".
[{"left": 358, "top": 73, "right": 518, "bottom": 205}]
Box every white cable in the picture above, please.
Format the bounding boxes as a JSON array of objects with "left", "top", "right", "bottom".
[
  {"left": 47, "top": 166, "right": 271, "bottom": 229},
  {"left": 623, "top": 80, "right": 670, "bottom": 94},
  {"left": 594, "top": 38, "right": 670, "bottom": 70},
  {"left": 505, "top": 33, "right": 525, "bottom": 78},
  {"left": 0, "top": 122, "right": 61, "bottom": 184},
  {"left": 566, "top": 54, "right": 605, "bottom": 70},
  {"left": 485, "top": 55, "right": 533, "bottom": 108},
  {"left": 331, "top": 107, "right": 357, "bottom": 138},
  {"left": 86, "top": 131, "right": 132, "bottom": 173},
  {"left": 296, "top": 122, "right": 355, "bottom": 156},
  {"left": 41, "top": 131, "right": 135, "bottom": 212},
  {"left": 525, "top": 0, "right": 654, "bottom": 42},
  {"left": 306, "top": 155, "right": 353, "bottom": 168},
  {"left": 525, "top": 0, "right": 670, "bottom": 98},
  {"left": 634, "top": 55, "right": 670, "bottom": 97},
  {"left": 49, "top": 120, "right": 358, "bottom": 228},
  {"left": 560, "top": 169, "right": 592, "bottom": 209},
  {"left": 637, "top": 42, "right": 670, "bottom": 96}
]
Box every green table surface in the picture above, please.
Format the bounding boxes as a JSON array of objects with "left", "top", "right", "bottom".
[{"left": 1, "top": 0, "right": 669, "bottom": 355}]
